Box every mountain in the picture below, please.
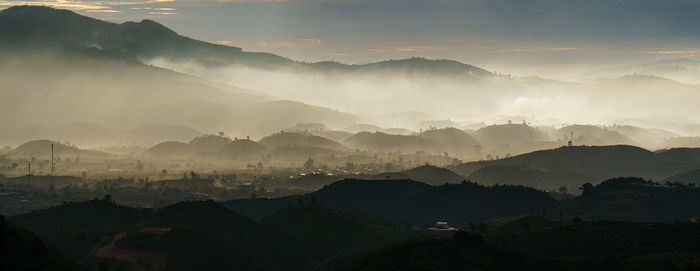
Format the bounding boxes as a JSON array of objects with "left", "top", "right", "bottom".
[
  {"left": 584, "top": 58, "right": 700, "bottom": 84},
  {"left": 0, "top": 6, "right": 361, "bottom": 139},
  {"left": 0, "top": 6, "right": 296, "bottom": 69},
  {"left": 0, "top": 6, "right": 495, "bottom": 77}
]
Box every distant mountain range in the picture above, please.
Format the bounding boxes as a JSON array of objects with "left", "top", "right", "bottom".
[{"left": 0, "top": 6, "right": 492, "bottom": 76}]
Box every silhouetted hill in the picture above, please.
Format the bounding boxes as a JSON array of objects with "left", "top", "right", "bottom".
[
  {"left": 0, "top": 6, "right": 285, "bottom": 68},
  {"left": 419, "top": 127, "right": 480, "bottom": 157},
  {"left": 467, "top": 165, "right": 596, "bottom": 192},
  {"left": 662, "top": 168, "right": 700, "bottom": 185},
  {"left": 261, "top": 203, "right": 440, "bottom": 269},
  {"left": 342, "top": 234, "right": 548, "bottom": 271},
  {"left": 402, "top": 165, "right": 465, "bottom": 185},
  {"left": 0, "top": 122, "right": 202, "bottom": 148},
  {"left": 554, "top": 177, "right": 700, "bottom": 221},
  {"left": 259, "top": 132, "right": 347, "bottom": 151},
  {"left": 554, "top": 124, "right": 634, "bottom": 146},
  {"left": 9, "top": 139, "right": 108, "bottom": 158},
  {"left": 474, "top": 124, "right": 555, "bottom": 156},
  {"left": 452, "top": 145, "right": 700, "bottom": 184},
  {"left": 143, "top": 141, "right": 192, "bottom": 158},
  {"left": 218, "top": 139, "right": 268, "bottom": 160},
  {"left": 310, "top": 179, "right": 433, "bottom": 213},
  {"left": 382, "top": 128, "right": 414, "bottom": 135},
  {"left": 315, "top": 58, "right": 492, "bottom": 76},
  {"left": 491, "top": 220, "right": 700, "bottom": 270},
  {"left": 344, "top": 123, "right": 383, "bottom": 133},
  {"left": 188, "top": 134, "right": 231, "bottom": 154},
  {"left": 11, "top": 199, "right": 147, "bottom": 235},
  {"left": 344, "top": 132, "right": 441, "bottom": 153},
  {"left": 308, "top": 179, "right": 555, "bottom": 225},
  {"left": 1, "top": 215, "right": 89, "bottom": 271}
]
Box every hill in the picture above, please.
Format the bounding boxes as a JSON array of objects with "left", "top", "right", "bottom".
[
  {"left": 419, "top": 128, "right": 480, "bottom": 158},
  {"left": 9, "top": 139, "right": 108, "bottom": 159},
  {"left": 218, "top": 139, "right": 269, "bottom": 160},
  {"left": 307, "top": 179, "right": 555, "bottom": 225},
  {"left": 341, "top": 233, "right": 548, "bottom": 271},
  {"left": 1, "top": 215, "right": 89, "bottom": 271},
  {"left": 347, "top": 220, "right": 700, "bottom": 271},
  {"left": 554, "top": 124, "right": 635, "bottom": 146},
  {"left": 467, "top": 165, "right": 596, "bottom": 192},
  {"left": 553, "top": 177, "right": 700, "bottom": 221},
  {"left": 143, "top": 141, "right": 192, "bottom": 158},
  {"left": 474, "top": 124, "right": 555, "bottom": 156},
  {"left": 402, "top": 165, "right": 466, "bottom": 185},
  {"left": 344, "top": 123, "right": 383, "bottom": 133},
  {"left": 259, "top": 132, "right": 347, "bottom": 151},
  {"left": 261, "top": 203, "right": 443, "bottom": 269},
  {"left": 187, "top": 134, "right": 231, "bottom": 154},
  {"left": 344, "top": 132, "right": 441, "bottom": 153},
  {"left": 452, "top": 145, "right": 700, "bottom": 187},
  {"left": 662, "top": 168, "right": 700, "bottom": 185}
]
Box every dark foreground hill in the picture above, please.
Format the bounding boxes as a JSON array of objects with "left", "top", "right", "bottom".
[
  {"left": 553, "top": 177, "right": 700, "bottom": 221},
  {"left": 226, "top": 179, "right": 556, "bottom": 226},
  {"left": 345, "top": 221, "right": 700, "bottom": 271},
  {"left": 1, "top": 215, "right": 88, "bottom": 271},
  {"left": 8, "top": 199, "right": 443, "bottom": 270}
]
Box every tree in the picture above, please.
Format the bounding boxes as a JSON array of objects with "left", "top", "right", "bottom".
[
  {"left": 579, "top": 182, "right": 594, "bottom": 195},
  {"left": 303, "top": 158, "right": 315, "bottom": 171},
  {"left": 558, "top": 186, "right": 568, "bottom": 194}
]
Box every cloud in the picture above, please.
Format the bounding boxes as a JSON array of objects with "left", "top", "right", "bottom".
[
  {"left": 638, "top": 49, "right": 700, "bottom": 55},
  {"left": 367, "top": 46, "right": 447, "bottom": 54},
  {"left": 0, "top": 0, "right": 175, "bottom": 11},
  {"left": 131, "top": 7, "right": 176, "bottom": 10},
  {"left": 86, "top": 9, "right": 121, "bottom": 12},
  {"left": 215, "top": 40, "right": 236, "bottom": 45},
  {"left": 259, "top": 38, "right": 322, "bottom": 49}
]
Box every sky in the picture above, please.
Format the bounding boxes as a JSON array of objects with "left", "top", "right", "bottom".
[{"left": 2, "top": 0, "right": 700, "bottom": 77}]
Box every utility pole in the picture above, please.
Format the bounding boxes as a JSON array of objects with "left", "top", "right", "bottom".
[
  {"left": 28, "top": 163, "right": 30, "bottom": 176},
  {"left": 568, "top": 131, "right": 574, "bottom": 147},
  {"left": 51, "top": 143, "right": 54, "bottom": 189}
]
